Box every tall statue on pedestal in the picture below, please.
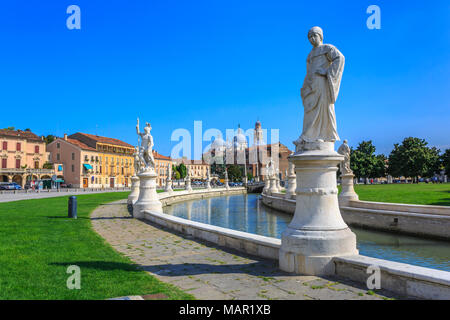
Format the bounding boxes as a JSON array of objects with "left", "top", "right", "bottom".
[
  {"left": 127, "top": 146, "right": 142, "bottom": 213},
  {"left": 164, "top": 165, "right": 173, "bottom": 193},
  {"left": 337, "top": 140, "right": 352, "bottom": 174},
  {"left": 337, "top": 139, "right": 359, "bottom": 205},
  {"left": 280, "top": 27, "right": 357, "bottom": 276},
  {"left": 133, "top": 118, "right": 163, "bottom": 218},
  {"left": 293, "top": 26, "right": 345, "bottom": 152}
]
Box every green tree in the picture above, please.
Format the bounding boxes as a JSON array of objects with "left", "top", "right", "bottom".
[
  {"left": 442, "top": 149, "right": 450, "bottom": 175},
  {"left": 42, "top": 162, "right": 53, "bottom": 169},
  {"left": 2, "top": 127, "right": 15, "bottom": 130},
  {"left": 43, "top": 135, "right": 56, "bottom": 145},
  {"left": 227, "top": 165, "right": 243, "bottom": 181},
  {"left": 350, "top": 141, "right": 385, "bottom": 180},
  {"left": 177, "top": 163, "right": 187, "bottom": 179},
  {"left": 388, "top": 137, "right": 440, "bottom": 181}
]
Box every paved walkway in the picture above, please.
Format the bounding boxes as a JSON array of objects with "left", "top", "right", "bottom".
[
  {"left": 0, "top": 188, "right": 130, "bottom": 203},
  {"left": 91, "top": 200, "right": 405, "bottom": 300}
]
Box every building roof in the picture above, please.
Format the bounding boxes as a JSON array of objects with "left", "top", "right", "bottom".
[
  {"left": 153, "top": 150, "right": 171, "bottom": 160},
  {"left": 64, "top": 138, "right": 97, "bottom": 151},
  {"left": 68, "top": 132, "right": 134, "bottom": 149},
  {"left": 0, "top": 129, "right": 43, "bottom": 142}
]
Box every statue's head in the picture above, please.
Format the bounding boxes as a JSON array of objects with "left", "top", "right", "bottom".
[
  {"left": 308, "top": 26, "right": 323, "bottom": 47},
  {"left": 144, "top": 122, "right": 152, "bottom": 133},
  {"left": 343, "top": 139, "right": 348, "bottom": 144}
]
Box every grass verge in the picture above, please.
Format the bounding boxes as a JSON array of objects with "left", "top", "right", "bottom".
[{"left": 0, "top": 192, "right": 193, "bottom": 300}]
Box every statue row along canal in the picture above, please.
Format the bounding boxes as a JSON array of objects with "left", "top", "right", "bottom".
[{"left": 163, "top": 194, "right": 450, "bottom": 272}]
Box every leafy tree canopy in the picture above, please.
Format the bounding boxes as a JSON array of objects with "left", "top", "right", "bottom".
[
  {"left": 442, "top": 149, "right": 450, "bottom": 175},
  {"left": 388, "top": 137, "right": 440, "bottom": 179},
  {"left": 349, "top": 140, "right": 386, "bottom": 179}
]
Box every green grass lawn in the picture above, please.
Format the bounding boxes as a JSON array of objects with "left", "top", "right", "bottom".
[
  {"left": 0, "top": 192, "right": 193, "bottom": 300},
  {"left": 353, "top": 183, "right": 450, "bottom": 206}
]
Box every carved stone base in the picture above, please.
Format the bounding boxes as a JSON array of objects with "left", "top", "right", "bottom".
[
  {"left": 133, "top": 171, "right": 162, "bottom": 219},
  {"left": 262, "top": 177, "right": 269, "bottom": 194},
  {"left": 127, "top": 175, "right": 140, "bottom": 214},
  {"left": 224, "top": 178, "right": 230, "bottom": 190},
  {"left": 185, "top": 178, "right": 192, "bottom": 192},
  {"left": 279, "top": 148, "right": 358, "bottom": 276},
  {"left": 339, "top": 173, "right": 359, "bottom": 206},
  {"left": 268, "top": 177, "right": 278, "bottom": 194},
  {"left": 285, "top": 174, "right": 296, "bottom": 199},
  {"left": 164, "top": 179, "right": 173, "bottom": 193}
]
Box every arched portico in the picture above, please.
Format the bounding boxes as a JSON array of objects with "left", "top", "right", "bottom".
[
  {"left": 12, "top": 175, "right": 22, "bottom": 186},
  {"left": 0, "top": 175, "right": 9, "bottom": 182}
]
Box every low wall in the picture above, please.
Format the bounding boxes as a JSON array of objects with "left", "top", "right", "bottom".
[
  {"left": 334, "top": 255, "right": 450, "bottom": 300},
  {"left": 140, "top": 188, "right": 450, "bottom": 299},
  {"left": 261, "top": 192, "right": 450, "bottom": 240},
  {"left": 261, "top": 192, "right": 295, "bottom": 214},
  {"left": 340, "top": 205, "right": 450, "bottom": 240},
  {"left": 158, "top": 187, "right": 246, "bottom": 206}
]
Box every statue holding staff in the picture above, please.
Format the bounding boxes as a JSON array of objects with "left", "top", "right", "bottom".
[{"left": 136, "top": 118, "right": 155, "bottom": 171}]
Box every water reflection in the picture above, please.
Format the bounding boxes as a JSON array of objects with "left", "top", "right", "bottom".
[{"left": 163, "top": 194, "right": 450, "bottom": 271}]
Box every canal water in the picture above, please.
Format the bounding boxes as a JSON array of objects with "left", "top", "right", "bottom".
[{"left": 163, "top": 194, "right": 450, "bottom": 272}]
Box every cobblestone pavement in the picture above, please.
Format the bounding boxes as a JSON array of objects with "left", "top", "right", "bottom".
[{"left": 91, "top": 200, "right": 405, "bottom": 300}]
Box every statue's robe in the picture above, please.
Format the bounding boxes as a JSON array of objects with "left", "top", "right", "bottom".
[{"left": 300, "top": 44, "right": 344, "bottom": 142}]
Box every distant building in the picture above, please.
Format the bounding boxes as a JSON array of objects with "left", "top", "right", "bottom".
[
  {"left": 173, "top": 158, "right": 210, "bottom": 181},
  {"left": 153, "top": 150, "right": 173, "bottom": 186},
  {"left": 203, "top": 121, "right": 293, "bottom": 181},
  {"left": 0, "top": 129, "right": 63, "bottom": 187},
  {"left": 47, "top": 133, "right": 134, "bottom": 188}
]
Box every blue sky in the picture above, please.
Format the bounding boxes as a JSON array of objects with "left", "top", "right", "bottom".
[{"left": 0, "top": 1, "right": 449, "bottom": 158}]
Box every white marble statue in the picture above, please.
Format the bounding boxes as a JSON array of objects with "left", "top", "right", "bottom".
[
  {"left": 133, "top": 146, "right": 142, "bottom": 175},
  {"left": 337, "top": 139, "right": 353, "bottom": 174},
  {"left": 294, "top": 26, "right": 345, "bottom": 152},
  {"left": 136, "top": 118, "right": 156, "bottom": 172},
  {"left": 266, "top": 159, "right": 275, "bottom": 177}
]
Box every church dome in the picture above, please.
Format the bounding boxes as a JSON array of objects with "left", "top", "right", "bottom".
[
  {"left": 211, "top": 135, "right": 226, "bottom": 149},
  {"left": 233, "top": 127, "right": 248, "bottom": 147}
]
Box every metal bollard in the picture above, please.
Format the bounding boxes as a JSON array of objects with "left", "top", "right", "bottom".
[{"left": 68, "top": 196, "right": 77, "bottom": 219}]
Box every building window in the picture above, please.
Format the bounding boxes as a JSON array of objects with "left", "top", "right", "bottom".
[
  {"left": 1, "top": 158, "right": 6, "bottom": 168},
  {"left": 100, "top": 166, "right": 102, "bottom": 174},
  {"left": 16, "top": 159, "right": 20, "bottom": 169},
  {"left": 57, "top": 142, "right": 60, "bottom": 149},
  {"left": 34, "top": 161, "right": 39, "bottom": 169},
  {"left": 16, "top": 143, "right": 21, "bottom": 151},
  {"left": 35, "top": 145, "right": 39, "bottom": 153},
  {"left": 72, "top": 153, "right": 75, "bottom": 160},
  {"left": 71, "top": 164, "right": 74, "bottom": 172},
  {"left": 57, "top": 153, "right": 60, "bottom": 161},
  {"left": 2, "top": 141, "right": 7, "bottom": 150}
]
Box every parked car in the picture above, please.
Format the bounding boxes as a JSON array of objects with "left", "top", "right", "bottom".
[{"left": 0, "top": 182, "right": 21, "bottom": 190}]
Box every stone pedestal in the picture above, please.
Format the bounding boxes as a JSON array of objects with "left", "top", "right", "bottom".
[
  {"left": 206, "top": 179, "right": 212, "bottom": 190},
  {"left": 268, "top": 176, "right": 278, "bottom": 194},
  {"left": 185, "top": 177, "right": 192, "bottom": 192},
  {"left": 263, "top": 177, "right": 269, "bottom": 194},
  {"left": 224, "top": 178, "right": 230, "bottom": 190},
  {"left": 279, "top": 146, "right": 358, "bottom": 276},
  {"left": 164, "top": 178, "right": 173, "bottom": 193},
  {"left": 338, "top": 173, "right": 359, "bottom": 206},
  {"left": 133, "top": 171, "right": 163, "bottom": 219},
  {"left": 286, "top": 173, "right": 296, "bottom": 199},
  {"left": 127, "top": 175, "right": 140, "bottom": 212},
  {"left": 276, "top": 177, "right": 281, "bottom": 192}
]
